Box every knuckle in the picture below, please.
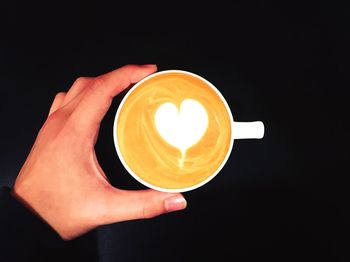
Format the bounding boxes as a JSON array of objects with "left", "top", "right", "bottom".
[
  {"left": 142, "top": 201, "right": 161, "bottom": 219},
  {"left": 55, "top": 91, "right": 66, "bottom": 99},
  {"left": 142, "top": 206, "right": 154, "bottom": 219},
  {"left": 73, "top": 76, "right": 91, "bottom": 87},
  {"left": 92, "top": 75, "right": 107, "bottom": 88},
  {"left": 120, "top": 65, "right": 141, "bottom": 77},
  {"left": 122, "top": 64, "right": 138, "bottom": 71}
]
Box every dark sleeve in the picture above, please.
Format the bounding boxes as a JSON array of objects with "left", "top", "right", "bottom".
[{"left": 0, "top": 186, "right": 66, "bottom": 261}]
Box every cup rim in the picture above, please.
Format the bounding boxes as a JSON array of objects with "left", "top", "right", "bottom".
[{"left": 113, "top": 70, "right": 234, "bottom": 192}]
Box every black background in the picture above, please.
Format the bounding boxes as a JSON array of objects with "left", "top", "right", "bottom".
[{"left": 1, "top": 1, "right": 348, "bottom": 261}]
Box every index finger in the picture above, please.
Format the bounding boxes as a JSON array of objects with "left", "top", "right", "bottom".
[{"left": 70, "top": 64, "right": 157, "bottom": 132}]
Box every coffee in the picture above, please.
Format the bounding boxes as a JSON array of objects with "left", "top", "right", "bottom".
[{"left": 114, "top": 71, "right": 233, "bottom": 191}]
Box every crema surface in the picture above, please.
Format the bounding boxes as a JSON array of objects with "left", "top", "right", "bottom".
[{"left": 116, "top": 72, "right": 232, "bottom": 190}]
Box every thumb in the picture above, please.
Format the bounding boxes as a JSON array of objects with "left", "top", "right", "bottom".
[{"left": 102, "top": 189, "right": 187, "bottom": 224}]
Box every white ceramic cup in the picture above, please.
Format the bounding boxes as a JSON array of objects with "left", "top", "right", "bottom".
[{"left": 113, "top": 70, "right": 264, "bottom": 192}]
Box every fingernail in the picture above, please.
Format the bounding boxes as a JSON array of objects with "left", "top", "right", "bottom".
[
  {"left": 164, "top": 195, "right": 187, "bottom": 212},
  {"left": 141, "top": 64, "right": 157, "bottom": 68}
]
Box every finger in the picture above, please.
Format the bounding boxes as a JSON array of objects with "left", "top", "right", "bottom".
[
  {"left": 102, "top": 189, "right": 186, "bottom": 224},
  {"left": 48, "top": 92, "right": 66, "bottom": 116},
  {"left": 62, "top": 77, "right": 93, "bottom": 107},
  {"left": 70, "top": 64, "right": 157, "bottom": 132}
]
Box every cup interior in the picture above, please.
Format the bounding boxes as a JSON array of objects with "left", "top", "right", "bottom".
[{"left": 113, "top": 70, "right": 234, "bottom": 192}]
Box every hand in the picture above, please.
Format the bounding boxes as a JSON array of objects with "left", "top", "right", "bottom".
[{"left": 13, "top": 65, "right": 187, "bottom": 240}]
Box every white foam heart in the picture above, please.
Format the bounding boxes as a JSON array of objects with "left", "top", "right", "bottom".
[{"left": 154, "top": 99, "right": 208, "bottom": 165}]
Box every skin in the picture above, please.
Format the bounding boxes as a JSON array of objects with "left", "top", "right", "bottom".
[{"left": 12, "top": 64, "right": 187, "bottom": 240}]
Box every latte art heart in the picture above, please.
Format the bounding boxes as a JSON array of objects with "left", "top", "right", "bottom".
[{"left": 155, "top": 99, "right": 208, "bottom": 167}]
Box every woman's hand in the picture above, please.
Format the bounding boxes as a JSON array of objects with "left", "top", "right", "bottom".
[{"left": 13, "top": 65, "right": 187, "bottom": 240}]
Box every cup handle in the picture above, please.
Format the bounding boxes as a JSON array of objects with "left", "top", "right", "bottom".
[{"left": 232, "top": 121, "right": 265, "bottom": 139}]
